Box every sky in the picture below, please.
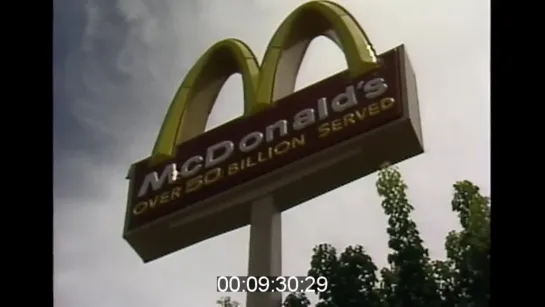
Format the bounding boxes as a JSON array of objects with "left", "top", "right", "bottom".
[{"left": 53, "top": 0, "right": 490, "bottom": 306}]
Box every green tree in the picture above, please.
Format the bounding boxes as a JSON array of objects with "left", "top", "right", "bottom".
[
  {"left": 284, "top": 292, "right": 312, "bottom": 307},
  {"left": 216, "top": 296, "right": 241, "bottom": 307},
  {"left": 283, "top": 165, "right": 490, "bottom": 307},
  {"left": 433, "top": 180, "right": 490, "bottom": 307}
]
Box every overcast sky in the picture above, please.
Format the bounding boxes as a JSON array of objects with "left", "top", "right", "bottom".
[{"left": 53, "top": 0, "right": 490, "bottom": 306}]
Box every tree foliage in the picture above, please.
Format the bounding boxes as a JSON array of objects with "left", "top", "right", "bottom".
[
  {"left": 283, "top": 165, "right": 490, "bottom": 307},
  {"left": 216, "top": 296, "right": 241, "bottom": 307}
]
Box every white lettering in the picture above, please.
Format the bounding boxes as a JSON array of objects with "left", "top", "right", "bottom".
[
  {"left": 137, "top": 163, "right": 178, "bottom": 197},
  {"left": 293, "top": 108, "right": 316, "bottom": 131},
  {"left": 137, "top": 76, "right": 391, "bottom": 197},
  {"left": 358, "top": 77, "right": 388, "bottom": 100},
  {"left": 265, "top": 120, "right": 288, "bottom": 142},
  {"left": 181, "top": 156, "right": 203, "bottom": 178},
  {"left": 317, "top": 97, "right": 329, "bottom": 120},
  {"left": 205, "top": 141, "right": 234, "bottom": 168},
  {"left": 239, "top": 132, "right": 264, "bottom": 152},
  {"left": 331, "top": 85, "right": 358, "bottom": 112}
]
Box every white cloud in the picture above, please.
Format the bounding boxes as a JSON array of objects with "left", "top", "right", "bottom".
[{"left": 54, "top": 0, "right": 490, "bottom": 306}]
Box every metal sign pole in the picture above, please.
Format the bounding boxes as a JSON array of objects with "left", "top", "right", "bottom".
[{"left": 246, "top": 196, "right": 282, "bottom": 307}]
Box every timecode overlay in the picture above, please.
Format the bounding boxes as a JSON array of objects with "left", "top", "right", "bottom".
[{"left": 217, "top": 276, "right": 329, "bottom": 293}]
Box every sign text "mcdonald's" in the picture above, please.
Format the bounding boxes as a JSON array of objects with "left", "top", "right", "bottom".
[
  {"left": 137, "top": 77, "right": 388, "bottom": 198},
  {"left": 127, "top": 48, "right": 405, "bottom": 231}
]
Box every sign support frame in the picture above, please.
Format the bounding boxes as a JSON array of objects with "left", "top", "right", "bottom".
[{"left": 246, "top": 196, "right": 282, "bottom": 307}]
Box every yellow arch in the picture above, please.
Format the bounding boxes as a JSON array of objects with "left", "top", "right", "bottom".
[
  {"left": 257, "top": 0, "right": 380, "bottom": 105},
  {"left": 148, "top": 0, "right": 379, "bottom": 165},
  {"left": 150, "top": 39, "right": 265, "bottom": 165}
]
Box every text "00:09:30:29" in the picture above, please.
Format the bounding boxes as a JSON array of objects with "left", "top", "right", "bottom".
[{"left": 216, "top": 275, "right": 328, "bottom": 292}]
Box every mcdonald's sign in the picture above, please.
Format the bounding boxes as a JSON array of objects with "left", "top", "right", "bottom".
[{"left": 123, "top": 0, "right": 423, "bottom": 262}]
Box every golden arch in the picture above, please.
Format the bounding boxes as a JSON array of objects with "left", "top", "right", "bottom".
[{"left": 149, "top": 0, "right": 379, "bottom": 166}]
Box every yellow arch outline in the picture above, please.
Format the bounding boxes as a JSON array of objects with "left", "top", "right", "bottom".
[
  {"left": 150, "top": 39, "right": 261, "bottom": 164},
  {"left": 149, "top": 0, "right": 379, "bottom": 166},
  {"left": 257, "top": 0, "right": 379, "bottom": 105}
]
